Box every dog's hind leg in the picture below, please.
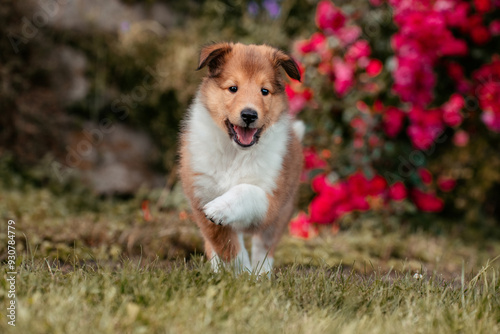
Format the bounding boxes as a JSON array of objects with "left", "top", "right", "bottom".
[
  {"left": 251, "top": 233, "right": 274, "bottom": 276},
  {"left": 252, "top": 198, "right": 295, "bottom": 276}
]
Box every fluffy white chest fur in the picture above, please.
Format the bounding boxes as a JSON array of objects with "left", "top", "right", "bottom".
[{"left": 185, "top": 96, "right": 290, "bottom": 208}]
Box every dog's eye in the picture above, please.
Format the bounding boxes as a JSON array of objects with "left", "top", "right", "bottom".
[
  {"left": 261, "top": 88, "right": 269, "bottom": 96},
  {"left": 229, "top": 86, "right": 238, "bottom": 93}
]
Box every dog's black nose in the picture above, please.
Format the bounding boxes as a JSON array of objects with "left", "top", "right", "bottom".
[{"left": 241, "top": 109, "right": 258, "bottom": 125}]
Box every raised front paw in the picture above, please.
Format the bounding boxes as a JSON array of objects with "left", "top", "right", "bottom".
[
  {"left": 202, "top": 184, "right": 269, "bottom": 230},
  {"left": 203, "top": 196, "right": 233, "bottom": 226}
]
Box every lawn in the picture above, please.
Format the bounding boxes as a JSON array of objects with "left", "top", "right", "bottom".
[
  {"left": 1, "top": 185, "right": 500, "bottom": 333},
  {"left": 1, "top": 258, "right": 499, "bottom": 334}
]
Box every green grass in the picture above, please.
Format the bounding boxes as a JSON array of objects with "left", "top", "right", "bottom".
[
  {"left": 1, "top": 258, "right": 499, "bottom": 334},
  {"left": 1, "top": 179, "right": 500, "bottom": 333}
]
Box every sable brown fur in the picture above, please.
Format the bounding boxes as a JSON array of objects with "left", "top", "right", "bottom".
[{"left": 179, "top": 42, "right": 303, "bottom": 265}]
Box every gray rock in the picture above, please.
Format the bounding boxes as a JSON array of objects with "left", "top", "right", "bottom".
[{"left": 65, "top": 122, "right": 164, "bottom": 195}]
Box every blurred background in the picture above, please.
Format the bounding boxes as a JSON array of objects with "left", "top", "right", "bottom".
[{"left": 1, "top": 0, "right": 499, "bottom": 275}]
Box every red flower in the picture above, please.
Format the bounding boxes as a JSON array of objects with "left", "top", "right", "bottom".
[
  {"left": 370, "top": 174, "right": 388, "bottom": 196},
  {"left": 418, "top": 168, "right": 433, "bottom": 185},
  {"left": 296, "top": 32, "right": 327, "bottom": 54},
  {"left": 366, "top": 59, "right": 383, "bottom": 77},
  {"left": 347, "top": 172, "right": 370, "bottom": 211},
  {"left": 382, "top": 107, "right": 405, "bottom": 138},
  {"left": 470, "top": 25, "right": 491, "bottom": 45},
  {"left": 304, "top": 147, "right": 327, "bottom": 171},
  {"left": 315, "top": 1, "right": 346, "bottom": 34},
  {"left": 389, "top": 181, "right": 407, "bottom": 201},
  {"left": 437, "top": 177, "right": 457, "bottom": 192},
  {"left": 311, "top": 174, "right": 328, "bottom": 193},
  {"left": 474, "top": 0, "right": 492, "bottom": 13},
  {"left": 285, "top": 84, "right": 313, "bottom": 116},
  {"left": 310, "top": 181, "right": 349, "bottom": 224},
  {"left": 411, "top": 189, "right": 444, "bottom": 212},
  {"left": 308, "top": 171, "right": 391, "bottom": 226},
  {"left": 289, "top": 212, "right": 316, "bottom": 239}
]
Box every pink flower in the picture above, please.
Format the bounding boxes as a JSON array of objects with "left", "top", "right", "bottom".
[
  {"left": 442, "top": 94, "right": 464, "bottom": 127},
  {"left": 481, "top": 110, "right": 500, "bottom": 132},
  {"left": 407, "top": 106, "right": 443, "bottom": 150},
  {"left": 443, "top": 1, "right": 469, "bottom": 27},
  {"left": 453, "top": 130, "right": 469, "bottom": 147},
  {"left": 473, "top": 58, "right": 500, "bottom": 132},
  {"left": 345, "top": 40, "right": 371, "bottom": 63},
  {"left": 411, "top": 188, "right": 444, "bottom": 212},
  {"left": 336, "top": 26, "right": 362, "bottom": 46},
  {"left": 392, "top": 55, "right": 436, "bottom": 106},
  {"left": 437, "top": 177, "right": 456, "bottom": 192},
  {"left": 315, "top": 1, "right": 346, "bottom": 34},
  {"left": 389, "top": 6, "right": 468, "bottom": 107},
  {"left": 383, "top": 107, "right": 405, "bottom": 138},
  {"left": 350, "top": 117, "right": 368, "bottom": 135},
  {"left": 490, "top": 20, "right": 500, "bottom": 35},
  {"left": 389, "top": 181, "right": 407, "bottom": 201},
  {"left": 332, "top": 57, "right": 354, "bottom": 96}
]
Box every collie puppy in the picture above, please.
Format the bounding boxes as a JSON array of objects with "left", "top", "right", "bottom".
[{"left": 179, "top": 42, "right": 304, "bottom": 275}]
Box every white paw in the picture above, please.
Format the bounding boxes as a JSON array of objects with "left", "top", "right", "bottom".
[
  {"left": 203, "top": 196, "right": 236, "bottom": 227},
  {"left": 202, "top": 184, "right": 269, "bottom": 230}
]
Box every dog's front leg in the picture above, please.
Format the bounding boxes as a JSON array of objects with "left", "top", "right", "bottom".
[{"left": 203, "top": 184, "right": 268, "bottom": 230}]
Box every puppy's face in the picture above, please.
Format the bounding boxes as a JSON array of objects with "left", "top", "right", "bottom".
[{"left": 198, "top": 43, "right": 300, "bottom": 148}]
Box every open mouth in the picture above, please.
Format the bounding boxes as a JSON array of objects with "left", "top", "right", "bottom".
[{"left": 225, "top": 120, "right": 263, "bottom": 147}]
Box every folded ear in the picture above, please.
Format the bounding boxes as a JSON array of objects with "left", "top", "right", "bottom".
[
  {"left": 273, "top": 50, "right": 301, "bottom": 82},
  {"left": 197, "top": 42, "right": 233, "bottom": 75}
]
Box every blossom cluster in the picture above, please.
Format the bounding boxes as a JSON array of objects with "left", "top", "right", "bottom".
[{"left": 287, "top": 0, "right": 499, "bottom": 238}]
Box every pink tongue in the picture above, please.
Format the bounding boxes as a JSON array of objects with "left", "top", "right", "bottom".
[{"left": 233, "top": 125, "right": 258, "bottom": 145}]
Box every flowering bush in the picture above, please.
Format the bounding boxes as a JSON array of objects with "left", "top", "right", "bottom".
[{"left": 289, "top": 0, "right": 500, "bottom": 237}]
